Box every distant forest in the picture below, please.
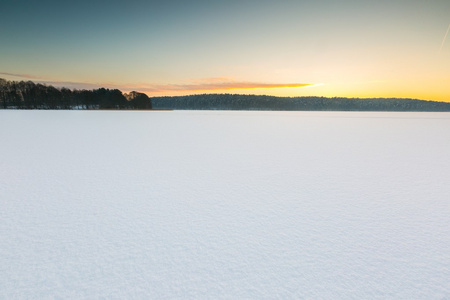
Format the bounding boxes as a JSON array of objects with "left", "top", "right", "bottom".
[
  {"left": 152, "top": 94, "right": 450, "bottom": 111},
  {"left": 2, "top": 78, "right": 450, "bottom": 111}
]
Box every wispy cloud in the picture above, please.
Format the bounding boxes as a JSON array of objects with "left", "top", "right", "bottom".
[
  {"left": 0, "top": 73, "right": 107, "bottom": 90},
  {"left": 37, "top": 78, "right": 316, "bottom": 94},
  {"left": 0, "top": 73, "right": 317, "bottom": 95},
  {"left": 120, "top": 79, "right": 315, "bottom": 94},
  {"left": 0, "top": 73, "right": 103, "bottom": 90},
  {"left": 44, "top": 81, "right": 106, "bottom": 90},
  {"left": 0, "top": 72, "right": 43, "bottom": 80}
]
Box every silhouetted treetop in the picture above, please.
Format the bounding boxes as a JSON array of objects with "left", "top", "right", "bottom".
[
  {"left": 0, "top": 78, "right": 151, "bottom": 110},
  {"left": 124, "top": 91, "right": 152, "bottom": 109}
]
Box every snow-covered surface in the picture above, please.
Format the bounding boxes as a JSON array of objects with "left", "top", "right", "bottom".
[{"left": 1, "top": 110, "right": 450, "bottom": 299}]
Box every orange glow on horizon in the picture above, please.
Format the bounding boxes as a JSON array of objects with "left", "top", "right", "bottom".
[{"left": 1, "top": 72, "right": 448, "bottom": 102}]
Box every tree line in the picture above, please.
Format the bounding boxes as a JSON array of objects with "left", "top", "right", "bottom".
[
  {"left": 2, "top": 78, "right": 450, "bottom": 111},
  {"left": 152, "top": 93, "right": 450, "bottom": 111},
  {"left": 0, "top": 78, "right": 152, "bottom": 109}
]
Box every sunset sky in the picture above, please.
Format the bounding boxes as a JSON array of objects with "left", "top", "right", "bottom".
[{"left": 1, "top": 0, "right": 449, "bottom": 101}]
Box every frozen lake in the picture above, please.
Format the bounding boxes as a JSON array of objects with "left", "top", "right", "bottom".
[{"left": 1, "top": 110, "right": 450, "bottom": 299}]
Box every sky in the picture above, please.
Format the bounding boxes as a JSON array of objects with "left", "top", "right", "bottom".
[{"left": 1, "top": 0, "right": 449, "bottom": 101}]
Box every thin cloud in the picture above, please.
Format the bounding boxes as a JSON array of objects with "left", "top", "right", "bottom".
[
  {"left": 122, "top": 81, "right": 314, "bottom": 93},
  {"left": 40, "top": 78, "right": 315, "bottom": 93},
  {"left": 0, "top": 72, "right": 43, "bottom": 80},
  {"left": 0, "top": 73, "right": 317, "bottom": 95},
  {"left": 39, "top": 81, "right": 103, "bottom": 90},
  {"left": 0, "top": 72, "right": 108, "bottom": 90}
]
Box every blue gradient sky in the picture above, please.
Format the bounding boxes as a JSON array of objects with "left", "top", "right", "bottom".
[{"left": 1, "top": 0, "right": 449, "bottom": 100}]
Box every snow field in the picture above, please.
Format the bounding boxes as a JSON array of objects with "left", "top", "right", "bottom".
[{"left": 1, "top": 110, "right": 450, "bottom": 299}]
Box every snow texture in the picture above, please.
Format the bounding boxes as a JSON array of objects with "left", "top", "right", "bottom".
[{"left": 1, "top": 110, "right": 450, "bottom": 299}]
